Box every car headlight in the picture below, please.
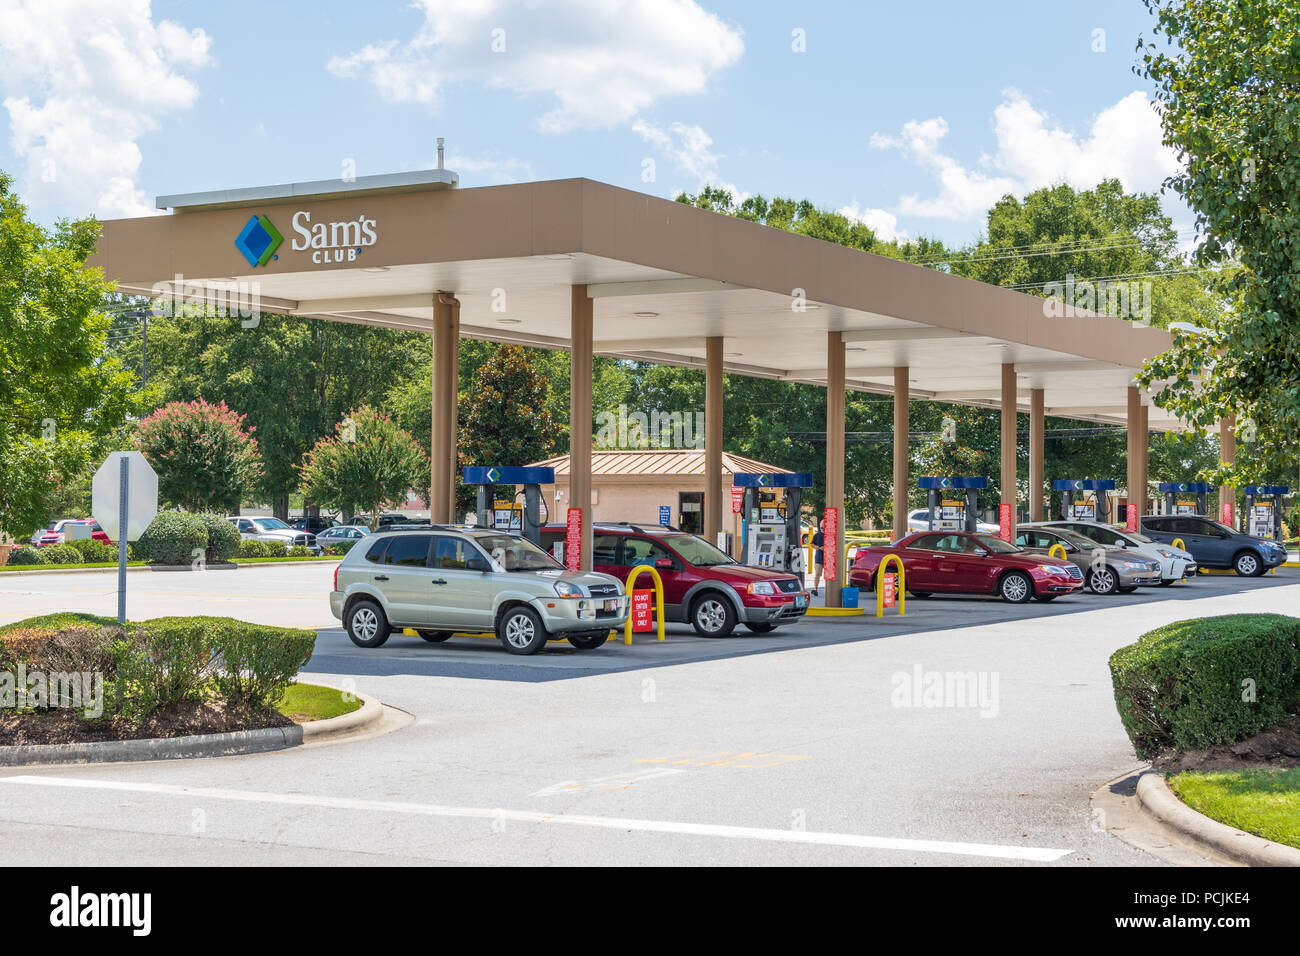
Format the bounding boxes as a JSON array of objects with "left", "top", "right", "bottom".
[
  {"left": 1156, "top": 548, "right": 1177, "bottom": 559},
  {"left": 554, "top": 582, "right": 584, "bottom": 598},
  {"left": 1038, "top": 564, "right": 1068, "bottom": 576},
  {"left": 747, "top": 581, "right": 776, "bottom": 595}
]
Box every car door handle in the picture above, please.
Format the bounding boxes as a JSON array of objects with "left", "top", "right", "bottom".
[
  {"left": 373, "top": 575, "right": 389, "bottom": 581},
  {"left": 431, "top": 578, "right": 447, "bottom": 585}
]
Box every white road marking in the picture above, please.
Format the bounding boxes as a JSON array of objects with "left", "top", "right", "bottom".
[
  {"left": 530, "top": 767, "right": 685, "bottom": 797},
  {"left": 0, "top": 775, "right": 1071, "bottom": 862}
]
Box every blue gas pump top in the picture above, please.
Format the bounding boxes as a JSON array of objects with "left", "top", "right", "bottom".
[
  {"left": 462, "top": 466, "right": 555, "bottom": 485},
  {"left": 1052, "top": 479, "right": 1116, "bottom": 491},
  {"left": 1245, "top": 485, "right": 1290, "bottom": 496},
  {"left": 732, "top": 472, "right": 814, "bottom": 488},
  {"left": 918, "top": 476, "right": 988, "bottom": 490},
  {"left": 1157, "top": 482, "right": 1213, "bottom": 493}
]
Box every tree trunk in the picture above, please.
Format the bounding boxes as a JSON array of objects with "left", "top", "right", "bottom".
[{"left": 273, "top": 493, "right": 290, "bottom": 521}]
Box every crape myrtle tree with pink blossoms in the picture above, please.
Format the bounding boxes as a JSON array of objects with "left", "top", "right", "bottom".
[
  {"left": 298, "top": 406, "right": 429, "bottom": 532},
  {"left": 135, "top": 399, "right": 263, "bottom": 512}
]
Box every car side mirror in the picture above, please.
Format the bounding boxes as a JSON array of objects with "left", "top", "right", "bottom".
[{"left": 973, "top": 548, "right": 989, "bottom": 557}]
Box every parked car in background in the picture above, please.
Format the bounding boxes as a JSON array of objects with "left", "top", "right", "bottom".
[
  {"left": 228, "top": 516, "right": 317, "bottom": 551},
  {"left": 1043, "top": 520, "right": 1196, "bottom": 585},
  {"left": 1141, "top": 514, "right": 1286, "bottom": 577},
  {"left": 331, "top": 527, "right": 629, "bottom": 654},
  {"left": 32, "top": 519, "right": 111, "bottom": 547},
  {"left": 850, "top": 530, "right": 1083, "bottom": 603},
  {"left": 1014, "top": 523, "right": 1162, "bottom": 595},
  {"left": 905, "top": 509, "right": 1000, "bottom": 535},
  {"left": 290, "top": 515, "right": 340, "bottom": 534},
  {"left": 315, "top": 525, "right": 370, "bottom": 548},
  {"left": 541, "top": 522, "right": 809, "bottom": 638}
]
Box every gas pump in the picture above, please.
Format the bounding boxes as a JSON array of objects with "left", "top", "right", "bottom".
[
  {"left": 1244, "top": 485, "right": 1289, "bottom": 540},
  {"left": 461, "top": 466, "right": 554, "bottom": 546},
  {"left": 1159, "top": 482, "right": 1211, "bottom": 516},
  {"left": 918, "top": 477, "right": 987, "bottom": 532},
  {"left": 734, "top": 472, "right": 813, "bottom": 579},
  {"left": 1053, "top": 479, "right": 1114, "bottom": 521}
]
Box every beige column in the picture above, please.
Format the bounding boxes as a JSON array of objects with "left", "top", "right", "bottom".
[
  {"left": 704, "top": 337, "right": 724, "bottom": 544},
  {"left": 825, "top": 332, "right": 845, "bottom": 608},
  {"left": 430, "top": 293, "right": 459, "bottom": 524},
  {"left": 570, "top": 285, "right": 594, "bottom": 570},
  {"left": 1137, "top": 400, "right": 1149, "bottom": 518},
  {"left": 1220, "top": 416, "right": 1237, "bottom": 527},
  {"left": 892, "top": 367, "right": 909, "bottom": 541},
  {"left": 1126, "top": 386, "right": 1141, "bottom": 524},
  {"left": 1029, "top": 388, "right": 1045, "bottom": 521},
  {"left": 1000, "top": 363, "right": 1018, "bottom": 537}
]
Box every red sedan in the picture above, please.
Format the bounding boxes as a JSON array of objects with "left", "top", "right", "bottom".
[{"left": 848, "top": 530, "right": 1084, "bottom": 603}]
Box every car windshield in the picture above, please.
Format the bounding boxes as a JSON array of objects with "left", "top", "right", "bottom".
[
  {"left": 663, "top": 534, "right": 737, "bottom": 567},
  {"left": 1124, "top": 532, "right": 1154, "bottom": 544},
  {"left": 973, "top": 534, "right": 1021, "bottom": 554},
  {"left": 1051, "top": 528, "right": 1103, "bottom": 550},
  {"left": 257, "top": 518, "right": 290, "bottom": 530},
  {"left": 472, "top": 533, "right": 562, "bottom": 571}
]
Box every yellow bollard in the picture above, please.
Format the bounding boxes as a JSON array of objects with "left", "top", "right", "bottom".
[
  {"left": 1048, "top": 543, "right": 1068, "bottom": 561},
  {"left": 624, "top": 565, "right": 666, "bottom": 645},
  {"left": 875, "top": 553, "right": 906, "bottom": 618}
]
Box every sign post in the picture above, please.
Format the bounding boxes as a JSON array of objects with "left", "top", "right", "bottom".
[{"left": 91, "top": 452, "right": 158, "bottom": 624}]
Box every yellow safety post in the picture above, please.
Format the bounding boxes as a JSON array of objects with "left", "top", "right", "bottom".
[
  {"left": 842, "top": 541, "right": 860, "bottom": 586},
  {"left": 1171, "top": 538, "right": 1185, "bottom": 551},
  {"left": 624, "top": 565, "right": 666, "bottom": 645},
  {"left": 875, "top": 553, "right": 906, "bottom": 618},
  {"left": 1048, "top": 543, "right": 1068, "bottom": 561}
]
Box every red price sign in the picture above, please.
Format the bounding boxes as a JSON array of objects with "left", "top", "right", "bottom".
[
  {"left": 731, "top": 486, "right": 744, "bottom": 514},
  {"left": 1220, "top": 501, "right": 1235, "bottom": 528},
  {"left": 631, "top": 589, "right": 654, "bottom": 632},
  {"left": 999, "top": 503, "right": 1013, "bottom": 542},
  {"left": 564, "top": 507, "right": 583, "bottom": 572},
  {"left": 882, "top": 573, "right": 896, "bottom": 609},
  {"left": 823, "top": 507, "right": 839, "bottom": 581},
  {"left": 1125, "top": 504, "right": 1138, "bottom": 532}
]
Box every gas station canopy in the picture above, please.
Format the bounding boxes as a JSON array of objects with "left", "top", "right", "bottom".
[{"left": 91, "top": 174, "right": 1176, "bottom": 428}]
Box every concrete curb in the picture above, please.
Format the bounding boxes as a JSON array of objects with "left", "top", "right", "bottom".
[
  {"left": 0, "top": 686, "right": 382, "bottom": 766},
  {"left": 0, "top": 559, "right": 339, "bottom": 576},
  {"left": 1135, "top": 770, "right": 1300, "bottom": 867}
]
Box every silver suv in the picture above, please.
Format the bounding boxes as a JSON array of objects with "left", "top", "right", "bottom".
[{"left": 330, "top": 527, "right": 630, "bottom": 655}]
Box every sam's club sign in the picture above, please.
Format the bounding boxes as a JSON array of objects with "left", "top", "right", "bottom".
[{"left": 235, "top": 210, "right": 378, "bottom": 267}]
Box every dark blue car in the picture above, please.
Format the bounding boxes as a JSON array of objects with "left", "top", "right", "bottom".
[{"left": 1140, "top": 515, "right": 1286, "bottom": 577}]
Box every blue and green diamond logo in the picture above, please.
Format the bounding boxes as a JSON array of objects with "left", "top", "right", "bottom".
[{"left": 235, "top": 214, "right": 284, "bottom": 267}]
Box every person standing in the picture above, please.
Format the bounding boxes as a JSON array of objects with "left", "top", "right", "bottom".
[{"left": 810, "top": 518, "right": 826, "bottom": 596}]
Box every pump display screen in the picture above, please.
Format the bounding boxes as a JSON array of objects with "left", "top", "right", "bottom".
[
  {"left": 1249, "top": 504, "right": 1275, "bottom": 539},
  {"left": 935, "top": 500, "right": 963, "bottom": 530}
]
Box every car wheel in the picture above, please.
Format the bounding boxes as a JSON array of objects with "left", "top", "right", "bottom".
[
  {"left": 690, "top": 593, "right": 737, "bottom": 638},
  {"left": 346, "top": 600, "right": 390, "bottom": 648},
  {"left": 999, "top": 571, "right": 1033, "bottom": 604},
  {"left": 567, "top": 631, "right": 609, "bottom": 649},
  {"left": 1233, "top": 550, "right": 1263, "bottom": 577},
  {"left": 417, "top": 630, "right": 452, "bottom": 643},
  {"left": 744, "top": 622, "right": 777, "bottom": 633},
  {"left": 497, "top": 606, "right": 548, "bottom": 655},
  {"left": 1086, "top": 566, "right": 1118, "bottom": 595}
]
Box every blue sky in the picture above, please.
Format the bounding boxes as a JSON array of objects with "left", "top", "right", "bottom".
[{"left": 0, "top": 0, "right": 1187, "bottom": 246}]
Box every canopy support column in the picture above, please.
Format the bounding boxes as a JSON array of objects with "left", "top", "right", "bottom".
[
  {"left": 825, "top": 332, "right": 845, "bottom": 608},
  {"left": 704, "top": 336, "right": 724, "bottom": 543},
  {"left": 892, "top": 367, "right": 909, "bottom": 542},
  {"left": 1029, "top": 388, "right": 1045, "bottom": 521},
  {"left": 431, "top": 292, "right": 459, "bottom": 524},
  {"left": 570, "top": 285, "right": 594, "bottom": 570},
  {"left": 1220, "top": 416, "right": 1237, "bottom": 527},
  {"left": 1000, "top": 363, "right": 1018, "bottom": 538}
]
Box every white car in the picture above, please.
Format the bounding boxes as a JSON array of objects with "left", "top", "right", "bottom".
[
  {"left": 906, "top": 508, "right": 1000, "bottom": 535},
  {"left": 1044, "top": 520, "right": 1197, "bottom": 585},
  {"left": 228, "top": 516, "right": 318, "bottom": 551}
]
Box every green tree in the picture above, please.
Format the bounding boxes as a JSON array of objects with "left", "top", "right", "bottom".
[
  {"left": 1136, "top": 0, "right": 1300, "bottom": 481},
  {"left": 0, "top": 172, "right": 136, "bottom": 539},
  {"left": 299, "top": 406, "right": 428, "bottom": 530},
  {"left": 135, "top": 399, "right": 263, "bottom": 512}
]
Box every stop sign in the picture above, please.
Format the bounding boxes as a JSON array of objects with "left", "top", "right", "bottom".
[{"left": 92, "top": 452, "right": 158, "bottom": 542}]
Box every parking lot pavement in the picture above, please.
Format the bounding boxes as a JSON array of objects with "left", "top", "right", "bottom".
[{"left": 1, "top": 565, "right": 1297, "bottom": 866}]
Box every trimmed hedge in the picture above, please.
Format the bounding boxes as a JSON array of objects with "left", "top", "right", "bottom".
[
  {"left": 1, "top": 613, "right": 316, "bottom": 722},
  {"left": 196, "top": 512, "right": 241, "bottom": 562},
  {"left": 68, "top": 538, "right": 121, "bottom": 563},
  {"left": 135, "top": 511, "right": 208, "bottom": 565},
  {"left": 7, "top": 546, "right": 46, "bottom": 566},
  {"left": 1109, "top": 614, "right": 1300, "bottom": 759},
  {"left": 41, "top": 543, "right": 82, "bottom": 564},
  {"left": 236, "top": 538, "right": 289, "bottom": 558}
]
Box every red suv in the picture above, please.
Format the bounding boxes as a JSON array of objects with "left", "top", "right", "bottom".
[
  {"left": 541, "top": 523, "right": 809, "bottom": 637},
  {"left": 33, "top": 519, "right": 112, "bottom": 547}
]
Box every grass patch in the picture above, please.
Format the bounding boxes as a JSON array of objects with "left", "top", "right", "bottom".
[
  {"left": 231, "top": 556, "right": 340, "bottom": 564},
  {"left": 276, "top": 683, "right": 361, "bottom": 723},
  {"left": 0, "top": 561, "right": 149, "bottom": 572},
  {"left": 1169, "top": 768, "right": 1300, "bottom": 849}
]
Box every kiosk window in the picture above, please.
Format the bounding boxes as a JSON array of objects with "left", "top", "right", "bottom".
[{"left": 384, "top": 535, "right": 432, "bottom": 567}]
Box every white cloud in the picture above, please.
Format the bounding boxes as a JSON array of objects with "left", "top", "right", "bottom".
[
  {"left": 446, "top": 152, "right": 534, "bottom": 184},
  {"left": 632, "top": 119, "right": 746, "bottom": 203},
  {"left": 836, "top": 203, "right": 905, "bottom": 242},
  {"left": 0, "top": 0, "right": 211, "bottom": 218},
  {"left": 870, "top": 89, "right": 1181, "bottom": 224},
  {"left": 329, "top": 0, "right": 743, "bottom": 132}
]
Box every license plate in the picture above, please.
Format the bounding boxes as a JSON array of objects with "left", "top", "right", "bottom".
[
  {"left": 603, "top": 599, "right": 619, "bottom": 611},
  {"left": 794, "top": 595, "right": 807, "bottom": 608}
]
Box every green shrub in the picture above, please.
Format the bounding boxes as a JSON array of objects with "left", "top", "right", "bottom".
[
  {"left": 237, "top": 538, "right": 269, "bottom": 558},
  {"left": 1109, "top": 614, "right": 1300, "bottom": 759},
  {"left": 0, "top": 624, "right": 124, "bottom": 675},
  {"left": 196, "top": 513, "right": 241, "bottom": 562},
  {"left": 329, "top": 539, "right": 357, "bottom": 555},
  {"left": 110, "top": 618, "right": 219, "bottom": 721},
  {"left": 286, "top": 545, "right": 314, "bottom": 558},
  {"left": 262, "top": 540, "right": 288, "bottom": 558},
  {"left": 41, "top": 543, "right": 82, "bottom": 564},
  {"left": 204, "top": 617, "right": 316, "bottom": 711},
  {"left": 135, "top": 511, "right": 208, "bottom": 565},
  {"left": 7, "top": 546, "right": 47, "bottom": 566},
  {"left": 68, "top": 538, "right": 120, "bottom": 563}
]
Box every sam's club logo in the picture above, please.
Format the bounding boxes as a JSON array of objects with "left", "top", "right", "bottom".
[{"left": 235, "top": 214, "right": 284, "bottom": 268}]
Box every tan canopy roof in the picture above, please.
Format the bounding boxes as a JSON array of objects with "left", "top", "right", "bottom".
[{"left": 530, "top": 448, "right": 791, "bottom": 479}]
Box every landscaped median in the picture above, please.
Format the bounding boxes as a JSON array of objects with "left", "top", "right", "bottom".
[
  {"left": 1109, "top": 613, "right": 1300, "bottom": 863},
  {"left": 0, "top": 612, "right": 380, "bottom": 765}
]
